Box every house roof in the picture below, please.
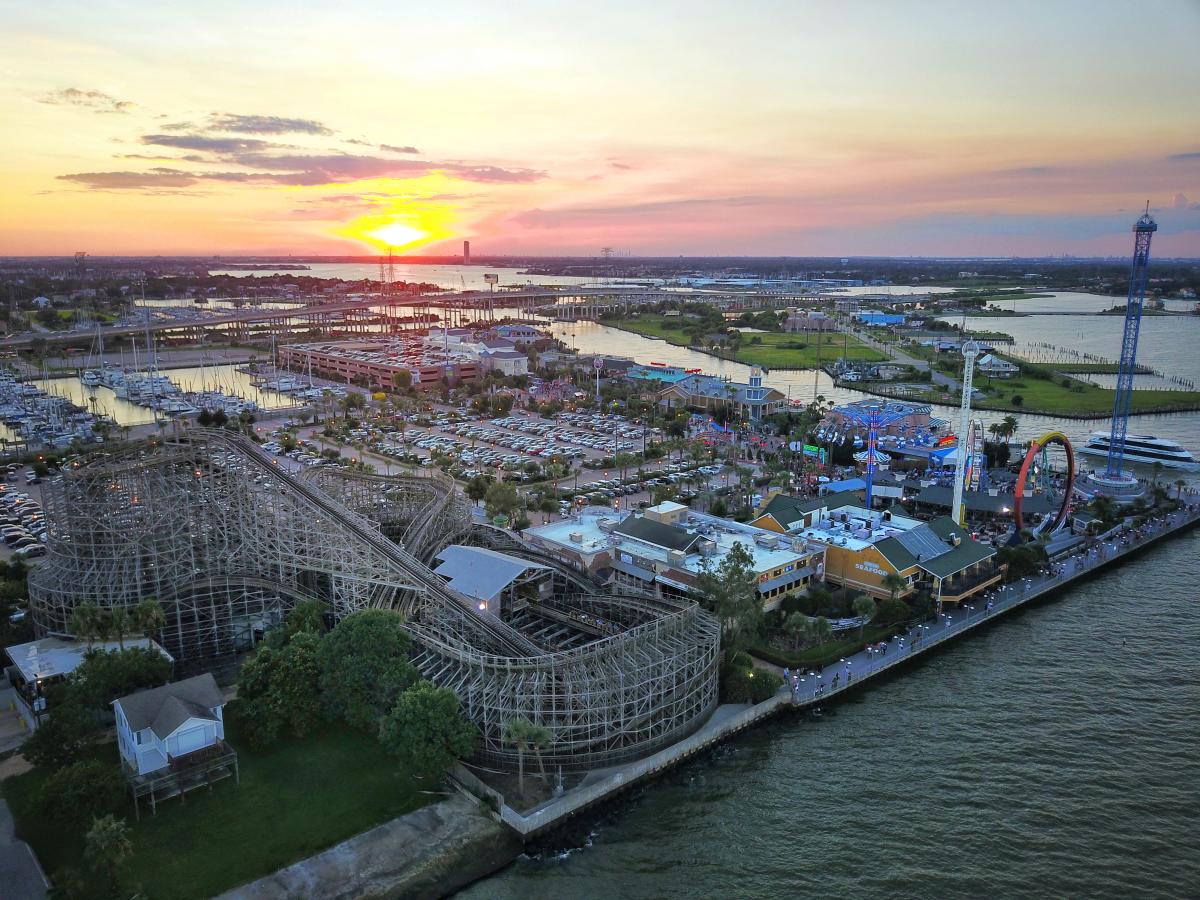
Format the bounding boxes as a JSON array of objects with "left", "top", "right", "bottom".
[
  {"left": 433, "top": 545, "right": 549, "bottom": 602},
  {"left": 920, "top": 516, "right": 997, "bottom": 577},
  {"left": 114, "top": 673, "right": 223, "bottom": 739},
  {"left": 659, "top": 374, "right": 785, "bottom": 405},
  {"left": 612, "top": 515, "right": 700, "bottom": 553},
  {"left": 913, "top": 483, "right": 1055, "bottom": 515},
  {"left": 758, "top": 490, "right": 862, "bottom": 529},
  {"left": 5, "top": 637, "right": 172, "bottom": 683},
  {"left": 870, "top": 517, "right": 995, "bottom": 579}
]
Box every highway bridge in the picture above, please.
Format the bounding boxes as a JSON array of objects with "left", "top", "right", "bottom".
[{"left": 0, "top": 285, "right": 845, "bottom": 349}]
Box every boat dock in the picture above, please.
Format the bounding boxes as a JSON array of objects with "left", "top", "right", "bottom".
[{"left": 468, "top": 502, "right": 1200, "bottom": 841}]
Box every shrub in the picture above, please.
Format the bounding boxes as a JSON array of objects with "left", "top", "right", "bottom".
[
  {"left": 747, "top": 669, "right": 783, "bottom": 703},
  {"left": 721, "top": 666, "right": 755, "bottom": 703},
  {"left": 872, "top": 597, "right": 911, "bottom": 627},
  {"left": 23, "top": 703, "right": 100, "bottom": 769},
  {"left": 38, "top": 760, "right": 125, "bottom": 825}
]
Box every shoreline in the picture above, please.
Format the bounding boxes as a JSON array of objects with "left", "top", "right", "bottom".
[
  {"left": 843, "top": 378, "right": 1200, "bottom": 419},
  {"left": 471, "top": 504, "right": 1199, "bottom": 848}
]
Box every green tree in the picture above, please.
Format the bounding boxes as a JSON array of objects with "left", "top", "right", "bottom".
[
  {"left": 22, "top": 702, "right": 100, "bottom": 769},
  {"left": 318, "top": 610, "right": 419, "bottom": 732},
  {"left": 695, "top": 542, "right": 763, "bottom": 655},
  {"left": 853, "top": 595, "right": 877, "bottom": 636},
  {"left": 38, "top": 760, "right": 124, "bottom": 825},
  {"left": 107, "top": 607, "right": 131, "bottom": 650},
  {"left": 283, "top": 599, "right": 328, "bottom": 641},
  {"left": 379, "top": 682, "right": 478, "bottom": 779},
  {"left": 873, "top": 597, "right": 910, "bottom": 627},
  {"left": 392, "top": 370, "right": 412, "bottom": 391},
  {"left": 238, "top": 630, "right": 324, "bottom": 747},
  {"left": 503, "top": 716, "right": 553, "bottom": 798},
  {"left": 67, "top": 647, "right": 171, "bottom": 711},
  {"left": 68, "top": 602, "right": 105, "bottom": 649},
  {"left": 882, "top": 572, "right": 907, "bottom": 603},
  {"left": 783, "top": 611, "right": 809, "bottom": 650},
  {"left": 492, "top": 393, "right": 515, "bottom": 416},
  {"left": 85, "top": 814, "right": 133, "bottom": 899},
  {"left": 484, "top": 481, "right": 522, "bottom": 521},
  {"left": 809, "top": 616, "right": 833, "bottom": 648},
  {"left": 465, "top": 474, "right": 492, "bottom": 504},
  {"left": 132, "top": 599, "right": 166, "bottom": 639}
]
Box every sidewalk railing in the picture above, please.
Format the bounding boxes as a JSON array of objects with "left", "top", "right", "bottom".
[{"left": 786, "top": 507, "right": 1200, "bottom": 707}]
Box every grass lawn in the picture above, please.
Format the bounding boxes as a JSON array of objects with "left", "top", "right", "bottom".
[
  {"left": 610, "top": 316, "right": 886, "bottom": 369},
  {"left": 897, "top": 374, "right": 1200, "bottom": 415},
  {"left": 972, "top": 376, "right": 1200, "bottom": 416},
  {"left": 3, "top": 710, "right": 439, "bottom": 900}
]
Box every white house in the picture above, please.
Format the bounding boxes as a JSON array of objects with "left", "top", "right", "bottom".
[
  {"left": 482, "top": 349, "right": 529, "bottom": 376},
  {"left": 977, "top": 353, "right": 1020, "bottom": 378},
  {"left": 113, "top": 673, "right": 226, "bottom": 776}
]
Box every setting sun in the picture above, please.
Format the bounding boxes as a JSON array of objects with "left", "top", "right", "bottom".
[{"left": 368, "top": 222, "right": 426, "bottom": 249}]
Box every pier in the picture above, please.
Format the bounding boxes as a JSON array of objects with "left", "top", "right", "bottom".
[{"left": 472, "top": 503, "right": 1200, "bottom": 840}]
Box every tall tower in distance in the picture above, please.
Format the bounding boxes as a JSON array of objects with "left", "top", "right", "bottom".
[
  {"left": 1104, "top": 206, "right": 1158, "bottom": 480},
  {"left": 463, "top": 240, "right": 471, "bottom": 265}
]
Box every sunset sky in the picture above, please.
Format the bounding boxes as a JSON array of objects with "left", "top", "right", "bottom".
[{"left": 1, "top": 0, "right": 1198, "bottom": 258}]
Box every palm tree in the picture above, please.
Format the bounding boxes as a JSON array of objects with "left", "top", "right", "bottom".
[
  {"left": 784, "top": 611, "right": 808, "bottom": 651},
  {"left": 68, "top": 602, "right": 104, "bottom": 650},
  {"left": 1175, "top": 478, "right": 1187, "bottom": 500},
  {"left": 85, "top": 814, "right": 133, "bottom": 898},
  {"left": 853, "top": 594, "right": 877, "bottom": 637},
  {"left": 882, "top": 572, "right": 907, "bottom": 603},
  {"left": 988, "top": 422, "right": 1003, "bottom": 441},
  {"left": 109, "top": 607, "right": 131, "bottom": 650},
  {"left": 809, "top": 616, "right": 833, "bottom": 649},
  {"left": 1151, "top": 460, "right": 1163, "bottom": 487},
  {"left": 1000, "top": 415, "right": 1019, "bottom": 441},
  {"left": 133, "top": 599, "right": 166, "bottom": 640},
  {"left": 503, "top": 717, "right": 552, "bottom": 799}
]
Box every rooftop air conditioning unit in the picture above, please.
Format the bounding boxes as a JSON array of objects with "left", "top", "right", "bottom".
[{"left": 569, "top": 532, "right": 583, "bottom": 543}]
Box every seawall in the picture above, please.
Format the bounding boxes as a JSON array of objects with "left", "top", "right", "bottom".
[
  {"left": 216, "top": 793, "right": 520, "bottom": 900},
  {"left": 483, "top": 504, "right": 1200, "bottom": 842}
]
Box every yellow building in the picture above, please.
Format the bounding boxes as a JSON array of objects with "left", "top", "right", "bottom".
[{"left": 753, "top": 493, "right": 1003, "bottom": 604}]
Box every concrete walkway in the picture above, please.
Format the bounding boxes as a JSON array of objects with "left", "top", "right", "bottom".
[
  {"left": 0, "top": 800, "right": 48, "bottom": 900},
  {"left": 491, "top": 503, "right": 1199, "bottom": 840},
  {"left": 0, "top": 687, "right": 29, "bottom": 756},
  {"left": 780, "top": 505, "right": 1200, "bottom": 707}
]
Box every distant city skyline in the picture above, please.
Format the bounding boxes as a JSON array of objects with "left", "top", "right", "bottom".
[{"left": 1, "top": 0, "right": 1198, "bottom": 258}]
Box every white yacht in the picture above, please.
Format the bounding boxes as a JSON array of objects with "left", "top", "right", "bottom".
[{"left": 1079, "top": 431, "right": 1199, "bottom": 471}]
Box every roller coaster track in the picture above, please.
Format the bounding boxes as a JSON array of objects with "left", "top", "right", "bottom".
[{"left": 206, "top": 433, "right": 543, "bottom": 657}]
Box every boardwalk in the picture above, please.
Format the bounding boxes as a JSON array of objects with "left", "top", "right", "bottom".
[
  {"left": 783, "top": 504, "right": 1200, "bottom": 707},
  {"left": 486, "top": 502, "right": 1200, "bottom": 839}
]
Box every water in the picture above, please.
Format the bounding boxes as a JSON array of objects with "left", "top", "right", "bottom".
[
  {"left": 205, "top": 262, "right": 959, "bottom": 296},
  {"left": 208, "top": 263, "right": 622, "bottom": 292},
  {"left": 35, "top": 363, "right": 296, "bottom": 426},
  {"left": 462, "top": 534, "right": 1200, "bottom": 899},
  {"left": 552, "top": 317, "right": 1200, "bottom": 455},
  {"left": 459, "top": 301, "right": 1200, "bottom": 899},
  {"left": 985, "top": 290, "right": 1195, "bottom": 314}
]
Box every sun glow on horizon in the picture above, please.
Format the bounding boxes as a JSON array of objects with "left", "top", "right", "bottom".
[{"left": 337, "top": 196, "right": 458, "bottom": 254}]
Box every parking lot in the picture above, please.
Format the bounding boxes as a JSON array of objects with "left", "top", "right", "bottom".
[{"left": 0, "top": 465, "right": 48, "bottom": 562}]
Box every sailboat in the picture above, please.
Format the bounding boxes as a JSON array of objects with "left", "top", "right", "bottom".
[{"left": 81, "top": 327, "right": 105, "bottom": 387}]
